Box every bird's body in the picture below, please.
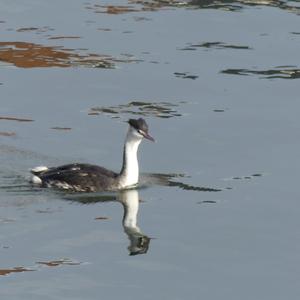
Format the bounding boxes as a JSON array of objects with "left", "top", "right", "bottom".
[{"left": 30, "top": 118, "right": 154, "bottom": 192}]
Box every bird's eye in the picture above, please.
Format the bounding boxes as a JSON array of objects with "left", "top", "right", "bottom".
[{"left": 138, "top": 130, "right": 144, "bottom": 136}]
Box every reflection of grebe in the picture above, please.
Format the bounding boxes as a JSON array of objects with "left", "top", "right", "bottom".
[
  {"left": 118, "top": 189, "right": 150, "bottom": 256},
  {"left": 30, "top": 118, "right": 154, "bottom": 192},
  {"left": 64, "top": 189, "right": 151, "bottom": 256}
]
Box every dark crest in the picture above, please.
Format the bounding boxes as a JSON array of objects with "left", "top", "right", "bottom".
[{"left": 128, "top": 118, "right": 149, "bottom": 133}]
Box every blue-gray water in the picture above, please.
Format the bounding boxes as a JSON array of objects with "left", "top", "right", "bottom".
[{"left": 0, "top": 1, "right": 300, "bottom": 299}]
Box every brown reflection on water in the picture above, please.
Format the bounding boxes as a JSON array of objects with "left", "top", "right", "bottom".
[
  {"left": 92, "top": 4, "right": 141, "bottom": 14},
  {"left": 0, "top": 259, "right": 81, "bottom": 276},
  {"left": 0, "top": 267, "right": 33, "bottom": 276},
  {"left": 0, "top": 41, "right": 119, "bottom": 68}
]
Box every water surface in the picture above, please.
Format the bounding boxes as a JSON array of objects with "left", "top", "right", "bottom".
[{"left": 1, "top": 1, "right": 300, "bottom": 299}]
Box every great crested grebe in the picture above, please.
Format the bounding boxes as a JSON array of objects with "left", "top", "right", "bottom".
[{"left": 30, "top": 118, "right": 154, "bottom": 192}]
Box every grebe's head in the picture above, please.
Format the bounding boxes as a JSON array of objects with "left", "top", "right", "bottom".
[{"left": 128, "top": 118, "right": 155, "bottom": 142}]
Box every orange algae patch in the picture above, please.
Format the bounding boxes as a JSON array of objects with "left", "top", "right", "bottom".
[
  {"left": 0, "top": 41, "right": 71, "bottom": 68},
  {"left": 0, "top": 41, "right": 115, "bottom": 68}
]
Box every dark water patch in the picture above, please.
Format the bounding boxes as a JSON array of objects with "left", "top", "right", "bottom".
[
  {"left": 168, "top": 180, "right": 222, "bottom": 192},
  {"left": 0, "top": 267, "right": 34, "bottom": 276},
  {"left": 252, "top": 173, "right": 262, "bottom": 177},
  {"left": 95, "top": 216, "right": 109, "bottom": 220},
  {"left": 213, "top": 109, "right": 225, "bottom": 112},
  {"left": 225, "top": 173, "right": 264, "bottom": 181},
  {"left": 16, "top": 26, "right": 54, "bottom": 34},
  {"left": 37, "top": 258, "right": 82, "bottom": 267},
  {"left": 291, "top": 32, "right": 300, "bottom": 35},
  {"left": 89, "top": 101, "right": 182, "bottom": 119},
  {"left": 0, "top": 41, "right": 137, "bottom": 68},
  {"left": 48, "top": 36, "right": 81, "bottom": 40},
  {"left": 17, "top": 27, "right": 39, "bottom": 32},
  {"left": 65, "top": 193, "right": 117, "bottom": 204},
  {"left": 0, "top": 116, "right": 33, "bottom": 122},
  {"left": 141, "top": 173, "right": 222, "bottom": 192},
  {"left": 97, "top": 28, "right": 112, "bottom": 31},
  {"left": 51, "top": 127, "right": 72, "bottom": 131},
  {"left": 197, "top": 200, "right": 217, "bottom": 204},
  {"left": 188, "top": 0, "right": 243, "bottom": 11},
  {"left": 180, "top": 47, "right": 197, "bottom": 51},
  {"left": 181, "top": 41, "right": 252, "bottom": 50},
  {"left": 174, "top": 72, "right": 198, "bottom": 80},
  {"left": 221, "top": 67, "right": 300, "bottom": 79}
]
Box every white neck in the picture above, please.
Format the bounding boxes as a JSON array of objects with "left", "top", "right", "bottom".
[{"left": 118, "top": 127, "right": 142, "bottom": 188}]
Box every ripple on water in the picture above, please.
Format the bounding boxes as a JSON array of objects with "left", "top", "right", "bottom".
[
  {"left": 180, "top": 41, "right": 252, "bottom": 51},
  {"left": 36, "top": 258, "right": 82, "bottom": 267},
  {"left": 221, "top": 67, "right": 300, "bottom": 79},
  {"left": 140, "top": 173, "right": 223, "bottom": 192},
  {"left": 223, "top": 173, "right": 264, "bottom": 181},
  {"left": 174, "top": 72, "right": 198, "bottom": 80},
  {"left": 16, "top": 26, "right": 54, "bottom": 34},
  {"left": 89, "top": 101, "right": 184, "bottom": 119}
]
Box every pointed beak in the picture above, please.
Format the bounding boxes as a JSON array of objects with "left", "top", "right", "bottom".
[{"left": 143, "top": 132, "right": 155, "bottom": 142}]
